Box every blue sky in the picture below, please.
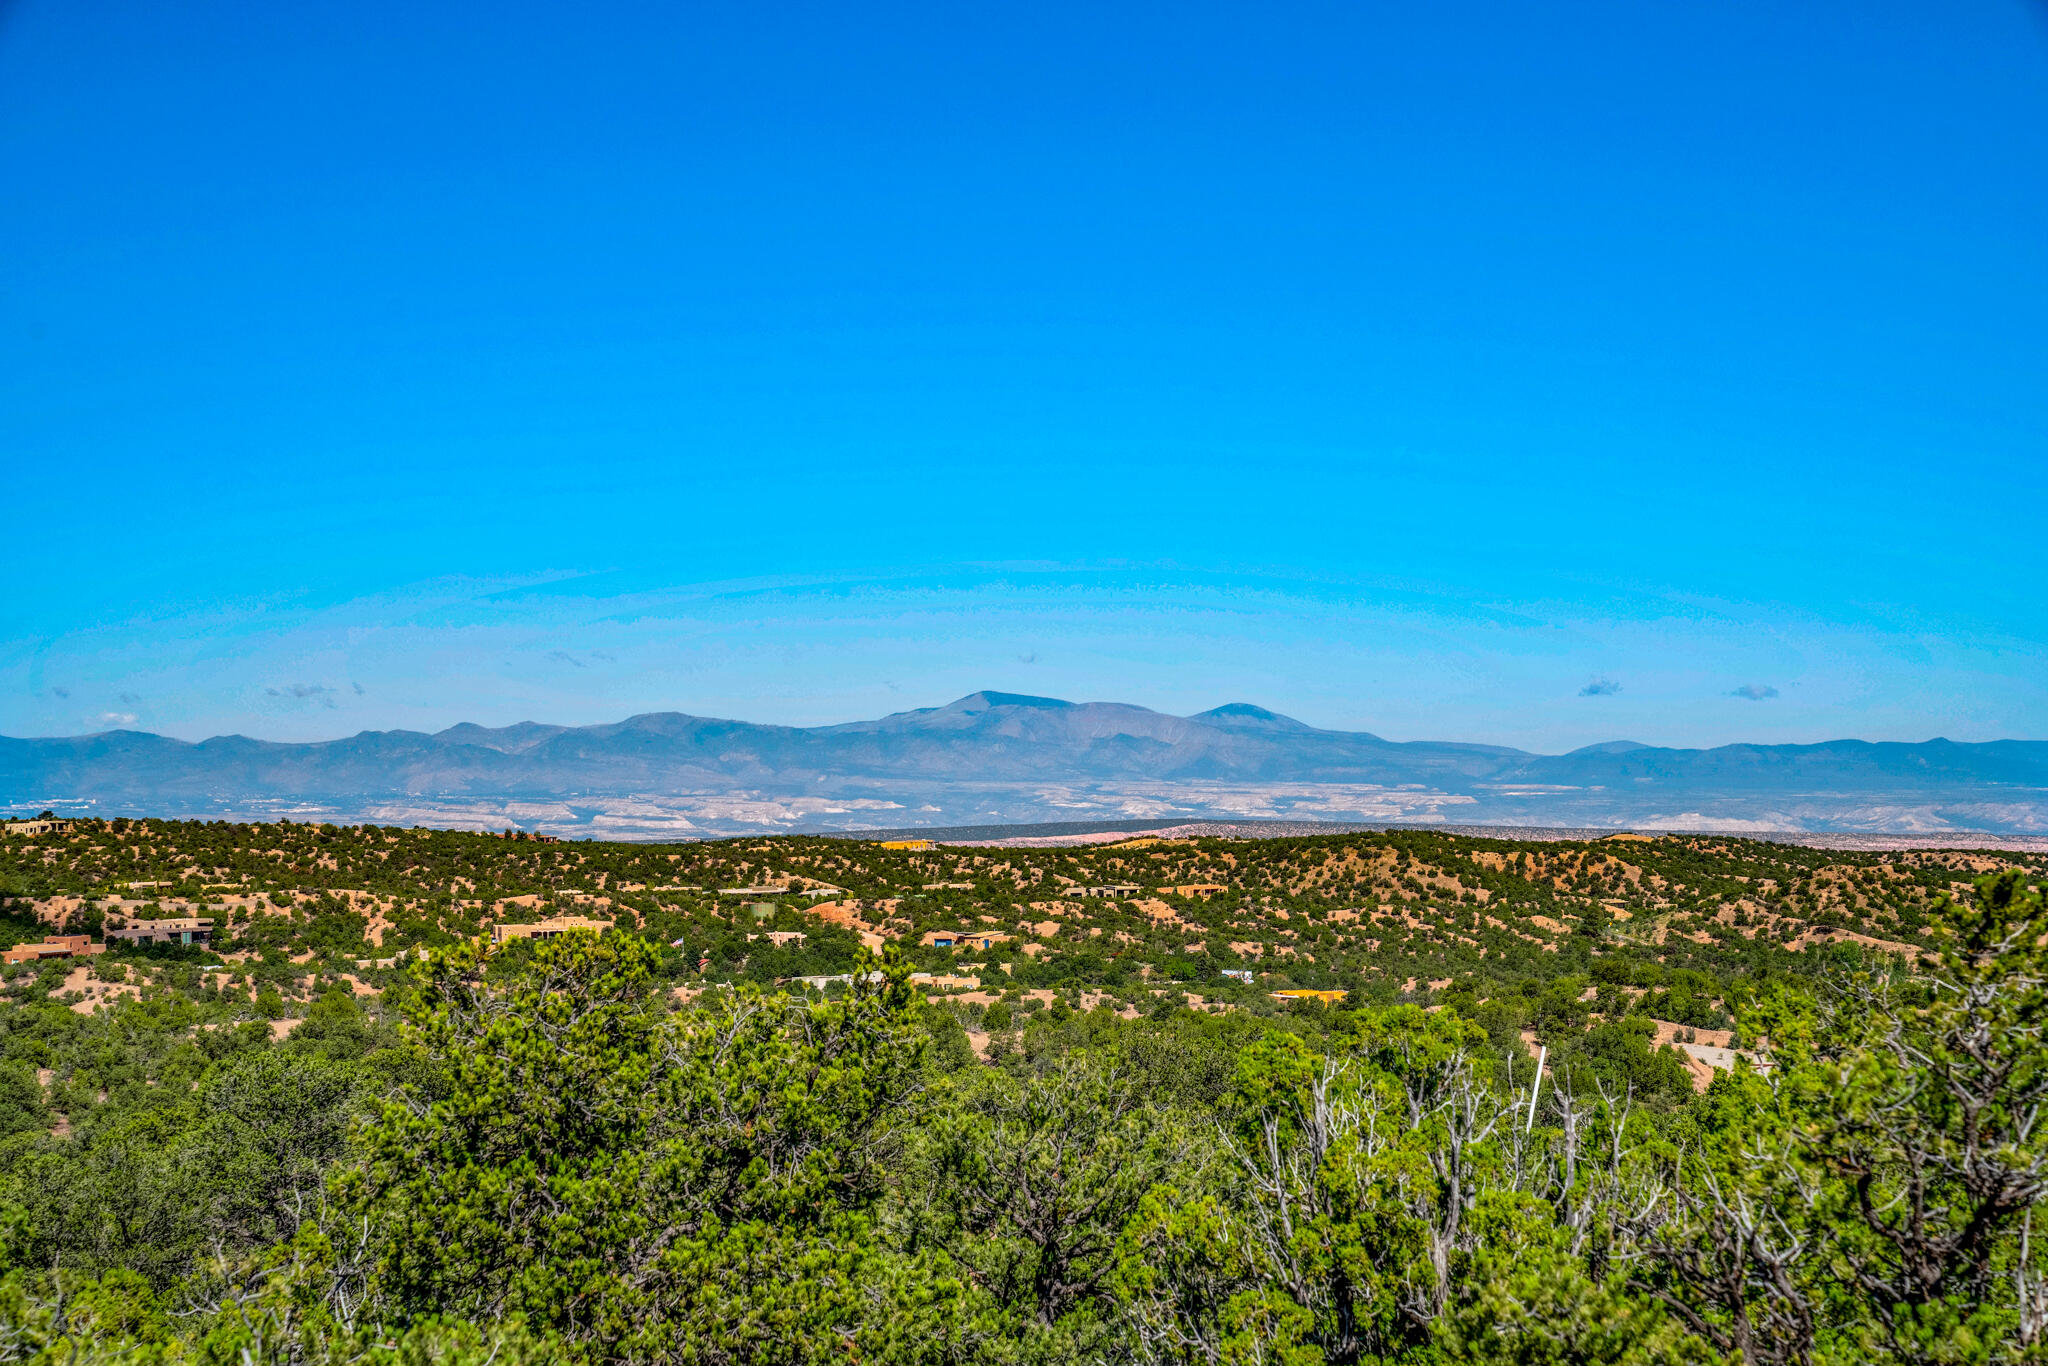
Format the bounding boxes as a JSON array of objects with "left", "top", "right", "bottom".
[{"left": 3, "top": 0, "right": 2045, "bottom": 750}]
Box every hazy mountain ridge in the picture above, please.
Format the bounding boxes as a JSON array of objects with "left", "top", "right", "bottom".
[{"left": 5, "top": 693, "right": 2046, "bottom": 835}]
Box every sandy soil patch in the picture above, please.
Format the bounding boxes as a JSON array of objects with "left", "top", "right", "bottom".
[
  {"left": 1785, "top": 927, "right": 1925, "bottom": 958},
  {"left": 59, "top": 966, "right": 143, "bottom": 1015},
  {"left": 804, "top": 900, "right": 889, "bottom": 949},
  {"left": 1646, "top": 1019, "right": 1728, "bottom": 1056}
]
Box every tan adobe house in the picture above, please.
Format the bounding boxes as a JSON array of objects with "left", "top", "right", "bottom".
[
  {"left": 2, "top": 818, "right": 75, "bottom": 837},
  {"left": 490, "top": 914, "right": 612, "bottom": 945}
]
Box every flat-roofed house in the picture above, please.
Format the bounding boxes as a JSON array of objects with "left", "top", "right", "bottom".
[
  {"left": 2, "top": 935, "right": 106, "bottom": 965},
  {"left": 106, "top": 918, "right": 214, "bottom": 948},
  {"left": 490, "top": 915, "right": 612, "bottom": 945},
  {"left": 791, "top": 970, "right": 888, "bottom": 990},
  {"left": 2, "top": 819, "right": 74, "bottom": 838},
  {"left": 920, "top": 929, "right": 1012, "bottom": 950}
]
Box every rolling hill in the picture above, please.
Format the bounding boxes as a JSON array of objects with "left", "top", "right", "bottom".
[{"left": 5, "top": 691, "right": 2046, "bottom": 838}]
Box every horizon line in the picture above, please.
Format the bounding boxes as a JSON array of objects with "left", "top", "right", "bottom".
[{"left": 3, "top": 687, "right": 2027, "bottom": 756}]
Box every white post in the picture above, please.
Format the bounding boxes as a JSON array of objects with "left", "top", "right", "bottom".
[{"left": 1526, "top": 1045, "right": 1547, "bottom": 1133}]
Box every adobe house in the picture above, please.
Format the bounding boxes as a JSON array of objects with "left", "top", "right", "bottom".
[
  {"left": 2, "top": 934, "right": 106, "bottom": 965},
  {"left": 2, "top": 818, "right": 75, "bottom": 838},
  {"left": 490, "top": 914, "right": 612, "bottom": 945},
  {"left": 920, "top": 929, "right": 1013, "bottom": 950},
  {"left": 790, "top": 970, "right": 888, "bottom": 990},
  {"left": 105, "top": 918, "right": 214, "bottom": 948}
]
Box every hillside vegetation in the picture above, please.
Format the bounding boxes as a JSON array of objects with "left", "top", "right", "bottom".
[{"left": 0, "top": 818, "right": 2043, "bottom": 1363}]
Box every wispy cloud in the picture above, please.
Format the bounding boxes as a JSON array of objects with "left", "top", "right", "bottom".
[
  {"left": 1579, "top": 678, "right": 1622, "bottom": 697},
  {"left": 546, "top": 650, "right": 587, "bottom": 668},
  {"left": 118, "top": 692, "right": 142, "bottom": 705},
  {"left": 93, "top": 712, "right": 138, "bottom": 729},
  {"left": 1731, "top": 683, "right": 1780, "bottom": 701},
  {"left": 1017, "top": 652, "right": 1039, "bottom": 665},
  {"left": 267, "top": 683, "right": 338, "bottom": 708},
  {"left": 352, "top": 681, "right": 366, "bottom": 695},
  {"left": 51, "top": 687, "right": 70, "bottom": 699}
]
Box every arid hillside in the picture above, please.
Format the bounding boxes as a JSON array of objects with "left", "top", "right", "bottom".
[{"left": 4, "top": 817, "right": 2032, "bottom": 1083}]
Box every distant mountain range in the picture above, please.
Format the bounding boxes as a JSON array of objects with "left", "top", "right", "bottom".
[{"left": 6, "top": 691, "right": 2046, "bottom": 840}]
